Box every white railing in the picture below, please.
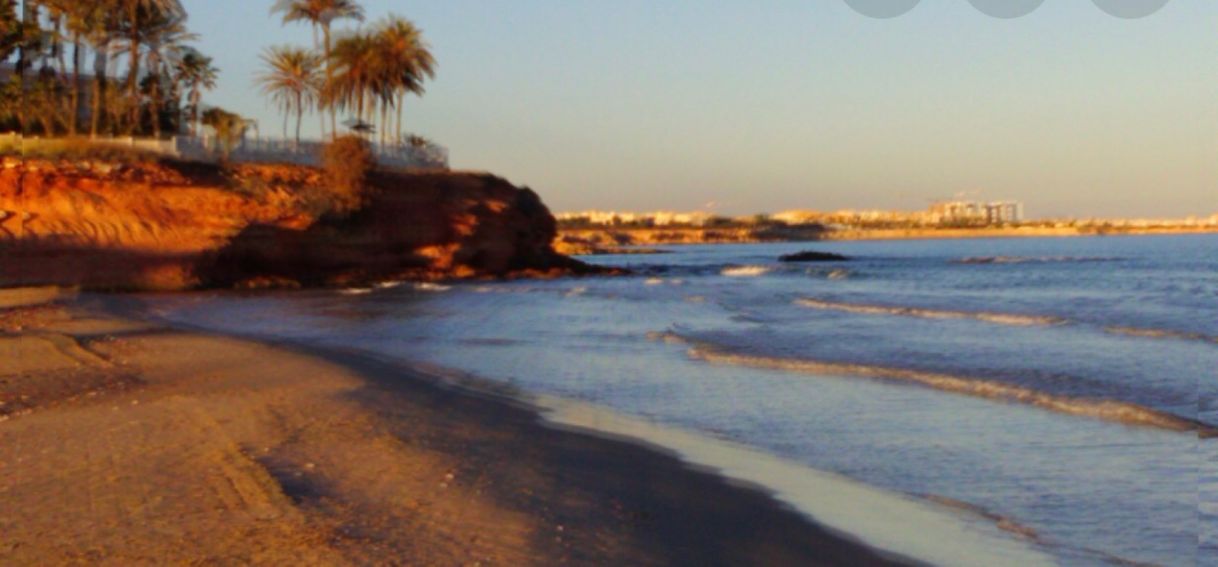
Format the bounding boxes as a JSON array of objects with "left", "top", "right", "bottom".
[
  {"left": 0, "top": 133, "right": 179, "bottom": 155},
  {"left": 1, "top": 133, "right": 450, "bottom": 170},
  {"left": 202, "top": 137, "right": 450, "bottom": 170}
]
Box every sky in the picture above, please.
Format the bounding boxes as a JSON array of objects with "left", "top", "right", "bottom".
[{"left": 182, "top": 0, "right": 1216, "bottom": 218}]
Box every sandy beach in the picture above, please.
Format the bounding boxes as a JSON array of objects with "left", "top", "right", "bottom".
[{"left": 0, "top": 288, "right": 905, "bottom": 566}]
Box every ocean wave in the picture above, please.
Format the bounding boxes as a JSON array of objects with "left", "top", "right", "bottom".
[
  {"left": 413, "top": 282, "right": 452, "bottom": 292},
  {"left": 795, "top": 298, "right": 1064, "bottom": 327},
  {"left": 954, "top": 256, "right": 1121, "bottom": 265},
  {"left": 339, "top": 287, "right": 373, "bottom": 296},
  {"left": 1104, "top": 325, "right": 1217, "bottom": 344},
  {"left": 721, "top": 265, "right": 772, "bottom": 277},
  {"left": 644, "top": 277, "right": 686, "bottom": 286},
  {"left": 652, "top": 332, "right": 1212, "bottom": 435},
  {"left": 921, "top": 495, "right": 1040, "bottom": 542},
  {"left": 922, "top": 494, "right": 1161, "bottom": 567}
]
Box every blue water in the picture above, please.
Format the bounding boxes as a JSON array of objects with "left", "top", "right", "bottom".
[{"left": 154, "top": 234, "right": 1217, "bottom": 566}]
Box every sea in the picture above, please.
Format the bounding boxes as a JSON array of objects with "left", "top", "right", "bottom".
[{"left": 151, "top": 234, "right": 1216, "bottom": 567}]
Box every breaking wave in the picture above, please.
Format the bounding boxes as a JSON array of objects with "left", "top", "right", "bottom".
[
  {"left": 413, "top": 282, "right": 452, "bottom": 292},
  {"left": 921, "top": 494, "right": 1040, "bottom": 542},
  {"left": 796, "top": 298, "right": 1216, "bottom": 343},
  {"left": 1104, "top": 325, "right": 1217, "bottom": 344},
  {"left": 721, "top": 265, "right": 772, "bottom": 277},
  {"left": 795, "top": 298, "right": 1064, "bottom": 327},
  {"left": 652, "top": 332, "right": 1213, "bottom": 435}
]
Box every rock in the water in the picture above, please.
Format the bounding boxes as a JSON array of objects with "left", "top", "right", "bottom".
[{"left": 778, "top": 250, "right": 850, "bottom": 262}]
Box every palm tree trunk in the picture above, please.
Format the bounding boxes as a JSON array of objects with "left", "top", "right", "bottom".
[
  {"left": 150, "top": 64, "right": 161, "bottom": 138},
  {"left": 396, "top": 93, "right": 404, "bottom": 146},
  {"left": 91, "top": 43, "right": 109, "bottom": 137},
  {"left": 16, "top": 0, "right": 36, "bottom": 134},
  {"left": 189, "top": 89, "right": 200, "bottom": 136},
  {"left": 312, "top": 25, "right": 324, "bottom": 139},
  {"left": 323, "top": 24, "right": 335, "bottom": 138},
  {"left": 53, "top": 15, "right": 67, "bottom": 78},
  {"left": 295, "top": 92, "right": 303, "bottom": 144},
  {"left": 127, "top": 4, "right": 141, "bottom": 134},
  {"left": 71, "top": 35, "right": 84, "bottom": 136}
]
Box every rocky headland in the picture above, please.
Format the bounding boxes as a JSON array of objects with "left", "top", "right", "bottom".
[{"left": 0, "top": 158, "right": 598, "bottom": 290}]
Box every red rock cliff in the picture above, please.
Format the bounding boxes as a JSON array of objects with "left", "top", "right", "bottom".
[{"left": 0, "top": 159, "right": 592, "bottom": 290}]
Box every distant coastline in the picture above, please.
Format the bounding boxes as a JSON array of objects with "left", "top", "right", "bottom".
[{"left": 556, "top": 224, "right": 1217, "bottom": 254}]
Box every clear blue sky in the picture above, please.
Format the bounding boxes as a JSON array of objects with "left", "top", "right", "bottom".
[{"left": 182, "top": 0, "right": 1215, "bottom": 218}]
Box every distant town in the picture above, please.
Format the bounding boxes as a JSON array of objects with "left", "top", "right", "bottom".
[{"left": 557, "top": 199, "right": 1218, "bottom": 231}]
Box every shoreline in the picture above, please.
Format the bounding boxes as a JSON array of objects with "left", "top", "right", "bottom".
[
  {"left": 119, "top": 293, "right": 1056, "bottom": 566},
  {"left": 1, "top": 290, "right": 910, "bottom": 565},
  {"left": 557, "top": 226, "right": 1217, "bottom": 253}
]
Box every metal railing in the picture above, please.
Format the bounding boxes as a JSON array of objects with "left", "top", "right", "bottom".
[{"left": 1, "top": 133, "right": 450, "bottom": 170}]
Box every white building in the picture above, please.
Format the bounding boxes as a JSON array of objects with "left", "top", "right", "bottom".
[{"left": 929, "top": 200, "right": 1024, "bottom": 224}]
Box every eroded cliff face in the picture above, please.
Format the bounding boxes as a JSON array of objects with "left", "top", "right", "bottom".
[{"left": 0, "top": 158, "right": 591, "bottom": 290}]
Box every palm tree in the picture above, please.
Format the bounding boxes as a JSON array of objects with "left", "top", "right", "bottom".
[
  {"left": 256, "top": 46, "right": 321, "bottom": 144},
  {"left": 14, "top": 0, "right": 43, "bottom": 133},
  {"left": 373, "top": 16, "right": 435, "bottom": 146},
  {"left": 174, "top": 48, "right": 217, "bottom": 136},
  {"left": 201, "top": 107, "right": 249, "bottom": 160},
  {"left": 51, "top": 0, "right": 105, "bottom": 135},
  {"left": 323, "top": 31, "right": 378, "bottom": 137},
  {"left": 115, "top": 0, "right": 183, "bottom": 134},
  {"left": 27, "top": 71, "right": 69, "bottom": 135},
  {"left": 136, "top": 12, "right": 196, "bottom": 137},
  {"left": 0, "top": 1, "right": 19, "bottom": 63},
  {"left": 85, "top": 8, "right": 120, "bottom": 136},
  {"left": 271, "top": 0, "right": 363, "bottom": 138}
]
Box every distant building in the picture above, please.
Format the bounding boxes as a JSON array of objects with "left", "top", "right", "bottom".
[
  {"left": 771, "top": 210, "right": 825, "bottom": 225},
  {"left": 929, "top": 200, "right": 1024, "bottom": 224},
  {"left": 556, "top": 210, "right": 712, "bottom": 227},
  {"left": 985, "top": 201, "right": 1024, "bottom": 224}
]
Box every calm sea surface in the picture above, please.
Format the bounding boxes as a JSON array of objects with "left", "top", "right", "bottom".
[{"left": 154, "top": 234, "right": 1217, "bottom": 566}]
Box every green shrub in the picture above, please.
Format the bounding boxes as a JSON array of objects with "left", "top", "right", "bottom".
[{"left": 320, "top": 135, "right": 376, "bottom": 215}]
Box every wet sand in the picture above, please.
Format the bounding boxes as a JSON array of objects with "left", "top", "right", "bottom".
[{"left": 0, "top": 290, "right": 908, "bottom": 566}]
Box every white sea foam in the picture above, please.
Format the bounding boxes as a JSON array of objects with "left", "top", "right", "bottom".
[
  {"left": 413, "top": 282, "right": 452, "bottom": 292},
  {"left": 683, "top": 344, "right": 1209, "bottom": 435},
  {"left": 721, "top": 265, "right": 771, "bottom": 277},
  {"left": 339, "top": 288, "right": 373, "bottom": 296},
  {"left": 796, "top": 298, "right": 1063, "bottom": 327}
]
